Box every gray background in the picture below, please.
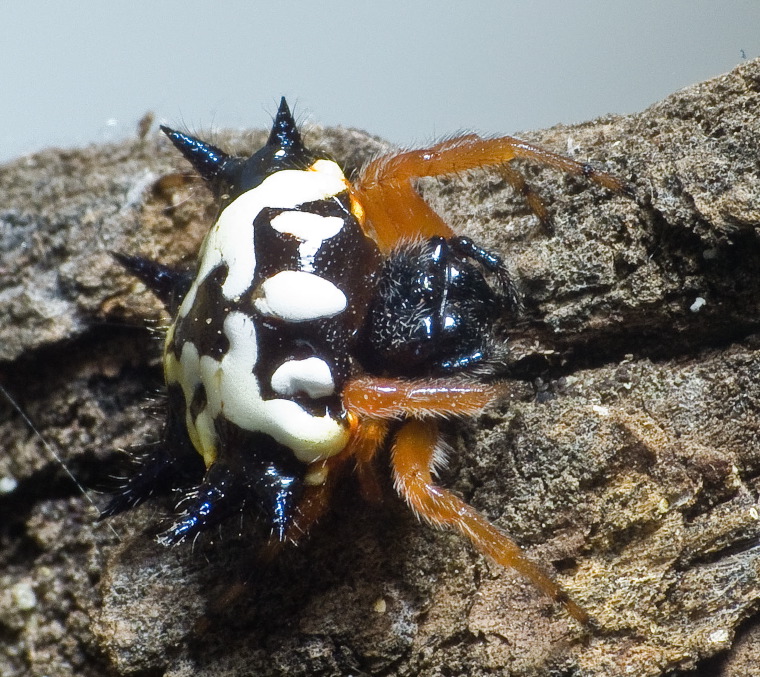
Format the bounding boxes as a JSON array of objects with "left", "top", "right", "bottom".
[{"left": 2, "top": 1, "right": 758, "bottom": 163}]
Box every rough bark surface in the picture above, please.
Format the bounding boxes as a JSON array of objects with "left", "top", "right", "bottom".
[{"left": 1, "top": 59, "right": 760, "bottom": 676}]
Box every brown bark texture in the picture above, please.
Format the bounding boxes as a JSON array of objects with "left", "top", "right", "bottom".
[{"left": 1, "top": 59, "right": 760, "bottom": 676}]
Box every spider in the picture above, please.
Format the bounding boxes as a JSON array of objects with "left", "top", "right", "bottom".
[{"left": 102, "top": 98, "right": 626, "bottom": 625}]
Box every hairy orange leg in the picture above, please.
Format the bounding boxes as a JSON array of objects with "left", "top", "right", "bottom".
[
  {"left": 391, "top": 418, "right": 589, "bottom": 625},
  {"left": 350, "top": 175, "right": 454, "bottom": 252},
  {"left": 361, "top": 134, "right": 625, "bottom": 190},
  {"left": 343, "top": 376, "right": 503, "bottom": 419},
  {"left": 342, "top": 375, "right": 506, "bottom": 501},
  {"left": 350, "top": 417, "right": 390, "bottom": 503},
  {"left": 297, "top": 451, "right": 356, "bottom": 534},
  {"left": 352, "top": 133, "right": 626, "bottom": 251}
]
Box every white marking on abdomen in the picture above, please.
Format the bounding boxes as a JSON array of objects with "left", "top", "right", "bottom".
[
  {"left": 167, "top": 311, "right": 349, "bottom": 465},
  {"left": 270, "top": 210, "right": 343, "bottom": 241},
  {"left": 271, "top": 357, "right": 335, "bottom": 398},
  {"left": 177, "top": 161, "right": 348, "bottom": 318},
  {"left": 270, "top": 211, "right": 344, "bottom": 272},
  {"left": 253, "top": 271, "right": 347, "bottom": 322}
]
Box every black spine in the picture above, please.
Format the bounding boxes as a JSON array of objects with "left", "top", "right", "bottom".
[{"left": 160, "top": 126, "right": 230, "bottom": 184}]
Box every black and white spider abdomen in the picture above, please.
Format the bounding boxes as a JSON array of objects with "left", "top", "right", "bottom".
[
  {"left": 165, "top": 160, "right": 381, "bottom": 466},
  {"left": 162, "top": 161, "right": 388, "bottom": 540},
  {"left": 103, "top": 97, "right": 626, "bottom": 625}
]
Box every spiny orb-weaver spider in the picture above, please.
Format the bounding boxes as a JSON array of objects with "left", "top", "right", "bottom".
[{"left": 102, "top": 98, "right": 626, "bottom": 625}]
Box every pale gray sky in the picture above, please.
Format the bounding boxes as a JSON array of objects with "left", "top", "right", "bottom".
[{"left": 1, "top": 1, "right": 758, "bottom": 163}]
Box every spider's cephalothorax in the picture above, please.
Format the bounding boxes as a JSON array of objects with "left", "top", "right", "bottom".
[{"left": 103, "top": 98, "right": 626, "bottom": 624}]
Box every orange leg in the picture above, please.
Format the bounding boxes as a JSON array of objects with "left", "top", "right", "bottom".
[
  {"left": 351, "top": 133, "right": 627, "bottom": 251},
  {"left": 343, "top": 376, "right": 508, "bottom": 504},
  {"left": 350, "top": 417, "right": 390, "bottom": 504},
  {"left": 391, "top": 418, "right": 589, "bottom": 625},
  {"left": 350, "top": 175, "right": 454, "bottom": 252},
  {"left": 343, "top": 376, "right": 503, "bottom": 419},
  {"left": 283, "top": 480, "right": 335, "bottom": 545}
]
